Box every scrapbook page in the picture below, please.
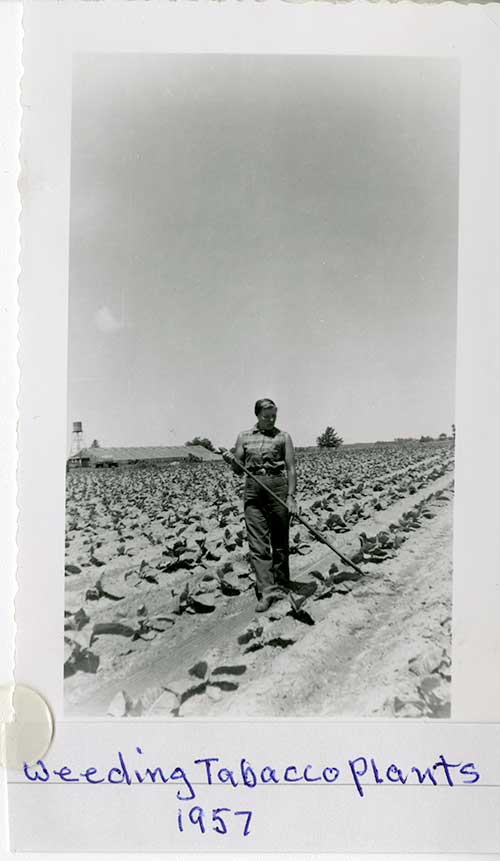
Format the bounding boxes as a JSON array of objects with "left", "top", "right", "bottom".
[{"left": 6, "top": 0, "right": 500, "bottom": 852}]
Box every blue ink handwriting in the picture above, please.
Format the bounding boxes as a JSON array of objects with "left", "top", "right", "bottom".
[{"left": 23, "top": 748, "right": 480, "bottom": 802}]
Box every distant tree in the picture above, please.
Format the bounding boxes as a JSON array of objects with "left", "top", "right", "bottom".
[
  {"left": 90, "top": 439, "right": 100, "bottom": 448},
  {"left": 419, "top": 435, "right": 433, "bottom": 443},
  {"left": 438, "top": 432, "right": 448, "bottom": 440},
  {"left": 316, "top": 426, "right": 343, "bottom": 449},
  {"left": 185, "top": 436, "right": 216, "bottom": 452}
]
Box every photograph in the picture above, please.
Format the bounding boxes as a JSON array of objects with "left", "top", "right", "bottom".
[{"left": 63, "top": 52, "right": 459, "bottom": 720}]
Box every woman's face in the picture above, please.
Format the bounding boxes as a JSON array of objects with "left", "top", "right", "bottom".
[{"left": 257, "top": 406, "right": 277, "bottom": 432}]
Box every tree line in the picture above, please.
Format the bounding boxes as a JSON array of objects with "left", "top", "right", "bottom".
[{"left": 92, "top": 424, "right": 455, "bottom": 456}]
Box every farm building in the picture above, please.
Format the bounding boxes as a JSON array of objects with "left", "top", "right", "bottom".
[{"left": 67, "top": 445, "right": 223, "bottom": 469}]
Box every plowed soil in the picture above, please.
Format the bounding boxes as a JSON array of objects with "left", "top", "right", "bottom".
[{"left": 64, "top": 447, "right": 453, "bottom": 720}]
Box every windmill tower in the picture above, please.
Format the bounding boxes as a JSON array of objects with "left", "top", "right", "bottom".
[{"left": 71, "top": 421, "right": 85, "bottom": 455}]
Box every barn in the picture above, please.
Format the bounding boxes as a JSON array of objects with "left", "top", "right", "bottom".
[{"left": 66, "top": 445, "right": 222, "bottom": 469}]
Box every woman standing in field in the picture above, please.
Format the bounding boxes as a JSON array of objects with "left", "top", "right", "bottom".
[{"left": 224, "top": 399, "right": 298, "bottom": 613}]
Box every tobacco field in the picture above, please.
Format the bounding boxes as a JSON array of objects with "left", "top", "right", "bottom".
[{"left": 64, "top": 441, "right": 454, "bottom": 719}]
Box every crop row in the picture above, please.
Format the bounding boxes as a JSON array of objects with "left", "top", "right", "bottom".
[{"left": 65, "top": 481, "right": 454, "bottom": 716}]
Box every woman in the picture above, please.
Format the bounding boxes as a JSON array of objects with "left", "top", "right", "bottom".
[{"left": 224, "top": 398, "right": 298, "bottom": 612}]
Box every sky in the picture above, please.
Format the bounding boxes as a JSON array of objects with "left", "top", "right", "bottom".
[{"left": 68, "top": 53, "right": 459, "bottom": 449}]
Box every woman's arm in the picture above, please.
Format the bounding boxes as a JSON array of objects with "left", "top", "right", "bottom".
[
  {"left": 222, "top": 434, "right": 245, "bottom": 475},
  {"left": 284, "top": 433, "right": 298, "bottom": 514},
  {"left": 233, "top": 434, "right": 245, "bottom": 473}
]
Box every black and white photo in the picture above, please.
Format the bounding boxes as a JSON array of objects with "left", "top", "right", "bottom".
[{"left": 64, "top": 53, "right": 459, "bottom": 719}]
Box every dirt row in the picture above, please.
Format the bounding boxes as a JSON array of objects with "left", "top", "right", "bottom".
[
  {"left": 191, "top": 505, "right": 452, "bottom": 719},
  {"left": 65, "top": 471, "right": 453, "bottom": 717}
]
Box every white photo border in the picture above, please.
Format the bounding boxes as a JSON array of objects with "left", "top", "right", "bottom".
[{"left": 12, "top": 0, "right": 500, "bottom": 851}]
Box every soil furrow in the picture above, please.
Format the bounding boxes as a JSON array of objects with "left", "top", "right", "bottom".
[{"left": 67, "top": 472, "right": 453, "bottom": 716}]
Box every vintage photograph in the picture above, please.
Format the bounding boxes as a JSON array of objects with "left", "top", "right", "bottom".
[{"left": 64, "top": 53, "right": 459, "bottom": 719}]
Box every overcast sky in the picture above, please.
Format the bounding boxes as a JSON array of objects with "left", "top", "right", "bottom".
[{"left": 68, "top": 54, "right": 459, "bottom": 449}]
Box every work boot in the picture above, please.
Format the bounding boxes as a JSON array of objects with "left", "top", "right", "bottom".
[{"left": 255, "top": 593, "right": 280, "bottom": 613}]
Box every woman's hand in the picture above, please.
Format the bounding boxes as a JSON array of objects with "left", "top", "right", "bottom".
[
  {"left": 222, "top": 449, "right": 244, "bottom": 476},
  {"left": 287, "top": 494, "right": 299, "bottom": 517}
]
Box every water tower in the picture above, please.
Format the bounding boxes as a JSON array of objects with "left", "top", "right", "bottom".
[{"left": 71, "top": 421, "right": 85, "bottom": 455}]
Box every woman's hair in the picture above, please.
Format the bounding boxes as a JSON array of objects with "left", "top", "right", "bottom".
[{"left": 254, "top": 398, "right": 277, "bottom": 416}]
